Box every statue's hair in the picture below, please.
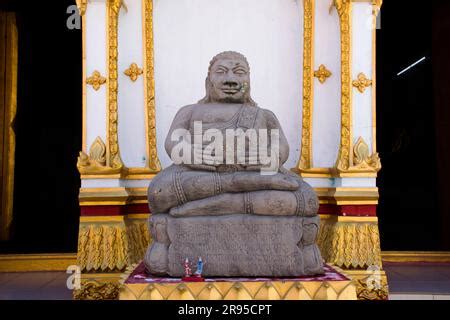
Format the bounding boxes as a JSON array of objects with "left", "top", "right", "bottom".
[{"left": 198, "top": 51, "right": 257, "bottom": 106}]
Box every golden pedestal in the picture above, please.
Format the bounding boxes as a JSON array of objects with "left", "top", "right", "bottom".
[{"left": 118, "top": 263, "right": 357, "bottom": 300}]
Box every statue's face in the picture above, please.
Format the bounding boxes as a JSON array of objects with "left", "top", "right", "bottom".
[{"left": 208, "top": 58, "right": 250, "bottom": 104}]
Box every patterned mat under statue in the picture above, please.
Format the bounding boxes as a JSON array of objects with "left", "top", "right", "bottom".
[{"left": 144, "top": 51, "right": 324, "bottom": 277}]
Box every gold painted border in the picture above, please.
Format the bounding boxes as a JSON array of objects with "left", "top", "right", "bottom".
[
  {"left": 382, "top": 251, "right": 450, "bottom": 263},
  {"left": 142, "top": 0, "right": 161, "bottom": 173},
  {"left": 79, "top": 186, "right": 378, "bottom": 206},
  {"left": 106, "top": 1, "right": 124, "bottom": 169},
  {"left": 82, "top": 13, "right": 87, "bottom": 153},
  {"left": 296, "top": 0, "right": 315, "bottom": 172},
  {"left": 334, "top": 0, "right": 353, "bottom": 172},
  {"left": 0, "top": 13, "right": 18, "bottom": 240},
  {"left": 0, "top": 254, "right": 77, "bottom": 272}
]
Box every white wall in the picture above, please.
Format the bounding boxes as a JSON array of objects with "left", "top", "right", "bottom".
[
  {"left": 352, "top": 2, "right": 374, "bottom": 152},
  {"left": 312, "top": 0, "right": 341, "bottom": 168},
  {"left": 153, "top": 0, "right": 304, "bottom": 169},
  {"left": 118, "top": 0, "right": 147, "bottom": 168},
  {"left": 85, "top": 1, "right": 107, "bottom": 152}
]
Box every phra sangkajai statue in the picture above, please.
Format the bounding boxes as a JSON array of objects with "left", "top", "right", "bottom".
[{"left": 144, "top": 51, "right": 324, "bottom": 277}]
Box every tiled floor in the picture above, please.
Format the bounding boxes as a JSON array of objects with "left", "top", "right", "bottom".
[
  {"left": 384, "top": 262, "right": 450, "bottom": 300},
  {"left": 0, "top": 271, "right": 73, "bottom": 300},
  {"left": 0, "top": 263, "right": 450, "bottom": 300}
]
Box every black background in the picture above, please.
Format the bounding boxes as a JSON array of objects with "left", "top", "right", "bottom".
[{"left": 0, "top": 0, "right": 81, "bottom": 253}]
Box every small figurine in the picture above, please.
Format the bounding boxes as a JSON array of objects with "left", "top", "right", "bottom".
[
  {"left": 194, "top": 257, "right": 203, "bottom": 277},
  {"left": 181, "top": 257, "right": 205, "bottom": 282},
  {"left": 183, "top": 258, "right": 192, "bottom": 277}
]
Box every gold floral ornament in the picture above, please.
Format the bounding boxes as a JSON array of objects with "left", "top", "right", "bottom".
[
  {"left": 352, "top": 137, "right": 381, "bottom": 172},
  {"left": 314, "top": 64, "right": 332, "bottom": 84},
  {"left": 77, "top": 137, "right": 123, "bottom": 175},
  {"left": 124, "top": 63, "right": 143, "bottom": 82},
  {"left": 86, "top": 71, "right": 106, "bottom": 91},
  {"left": 352, "top": 73, "right": 372, "bottom": 93}
]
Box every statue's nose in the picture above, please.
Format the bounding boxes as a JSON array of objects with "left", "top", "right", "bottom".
[{"left": 223, "top": 80, "right": 239, "bottom": 88}]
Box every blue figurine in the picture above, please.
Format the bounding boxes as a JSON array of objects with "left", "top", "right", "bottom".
[{"left": 194, "top": 257, "right": 204, "bottom": 277}]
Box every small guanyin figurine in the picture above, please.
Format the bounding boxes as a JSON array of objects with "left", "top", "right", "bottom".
[
  {"left": 183, "top": 258, "right": 192, "bottom": 277},
  {"left": 194, "top": 257, "right": 204, "bottom": 277}
]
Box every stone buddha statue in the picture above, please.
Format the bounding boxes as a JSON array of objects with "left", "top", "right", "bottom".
[{"left": 144, "top": 51, "right": 324, "bottom": 277}]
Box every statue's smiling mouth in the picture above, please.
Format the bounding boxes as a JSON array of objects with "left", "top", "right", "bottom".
[{"left": 221, "top": 88, "right": 240, "bottom": 95}]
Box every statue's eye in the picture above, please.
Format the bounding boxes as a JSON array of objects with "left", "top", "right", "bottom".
[
  {"left": 234, "top": 69, "right": 246, "bottom": 75},
  {"left": 215, "top": 68, "right": 227, "bottom": 74}
]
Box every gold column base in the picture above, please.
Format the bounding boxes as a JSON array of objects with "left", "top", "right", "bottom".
[
  {"left": 318, "top": 215, "right": 382, "bottom": 269},
  {"left": 76, "top": 214, "right": 151, "bottom": 272}
]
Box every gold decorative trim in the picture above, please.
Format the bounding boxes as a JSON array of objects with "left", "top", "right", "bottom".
[
  {"left": 77, "top": 215, "right": 151, "bottom": 272},
  {"left": 314, "top": 64, "right": 332, "bottom": 84},
  {"left": 381, "top": 251, "right": 450, "bottom": 263},
  {"left": 77, "top": 137, "right": 122, "bottom": 175},
  {"left": 77, "top": 219, "right": 129, "bottom": 272},
  {"left": 296, "top": 0, "right": 315, "bottom": 172},
  {"left": 316, "top": 187, "right": 379, "bottom": 205},
  {"left": 318, "top": 215, "right": 382, "bottom": 269},
  {"left": 0, "top": 253, "right": 76, "bottom": 272},
  {"left": 352, "top": 136, "right": 381, "bottom": 170},
  {"left": 86, "top": 70, "right": 106, "bottom": 91},
  {"left": 294, "top": 167, "right": 333, "bottom": 178},
  {"left": 82, "top": 13, "right": 87, "bottom": 152},
  {"left": 78, "top": 187, "right": 149, "bottom": 205},
  {"left": 126, "top": 216, "right": 150, "bottom": 265},
  {"left": 119, "top": 271, "right": 357, "bottom": 300},
  {"left": 124, "top": 62, "right": 143, "bottom": 82},
  {"left": 372, "top": 0, "right": 383, "bottom": 16},
  {"left": 333, "top": 0, "right": 353, "bottom": 173},
  {"left": 106, "top": 0, "right": 125, "bottom": 171},
  {"left": 79, "top": 186, "right": 378, "bottom": 207},
  {"left": 332, "top": 1, "right": 382, "bottom": 176},
  {"left": 142, "top": 0, "right": 162, "bottom": 173},
  {"left": 352, "top": 72, "right": 372, "bottom": 93},
  {"left": 371, "top": 0, "right": 382, "bottom": 154},
  {"left": 76, "top": 0, "right": 88, "bottom": 16},
  {"left": 79, "top": 187, "right": 129, "bottom": 205},
  {"left": 1, "top": 13, "right": 18, "bottom": 241}
]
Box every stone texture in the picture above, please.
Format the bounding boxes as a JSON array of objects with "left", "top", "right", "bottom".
[{"left": 144, "top": 214, "right": 323, "bottom": 277}]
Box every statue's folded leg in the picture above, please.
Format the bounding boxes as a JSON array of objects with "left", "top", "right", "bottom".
[
  {"left": 169, "top": 186, "right": 318, "bottom": 217},
  {"left": 148, "top": 165, "right": 299, "bottom": 213}
]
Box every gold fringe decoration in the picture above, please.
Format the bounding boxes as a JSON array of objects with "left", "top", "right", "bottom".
[
  {"left": 77, "top": 217, "right": 151, "bottom": 272},
  {"left": 317, "top": 218, "right": 382, "bottom": 269},
  {"left": 126, "top": 218, "right": 151, "bottom": 265}
]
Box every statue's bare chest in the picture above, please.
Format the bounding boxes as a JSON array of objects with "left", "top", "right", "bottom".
[{"left": 190, "top": 104, "right": 242, "bottom": 126}]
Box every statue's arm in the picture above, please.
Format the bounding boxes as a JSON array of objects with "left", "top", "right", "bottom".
[
  {"left": 164, "top": 105, "right": 194, "bottom": 158},
  {"left": 263, "top": 109, "right": 290, "bottom": 166}
]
